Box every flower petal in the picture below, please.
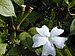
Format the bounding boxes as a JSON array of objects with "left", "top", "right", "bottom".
[
  {"left": 36, "top": 25, "right": 50, "bottom": 37},
  {"left": 32, "top": 34, "right": 48, "bottom": 47},
  {"left": 52, "top": 37, "right": 67, "bottom": 49},
  {"left": 42, "top": 41, "right": 56, "bottom": 56},
  {"left": 50, "top": 27, "right": 64, "bottom": 37}
]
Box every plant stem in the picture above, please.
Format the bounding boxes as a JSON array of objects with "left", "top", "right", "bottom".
[
  {"left": 11, "top": 17, "right": 16, "bottom": 47},
  {"left": 20, "top": 5, "right": 26, "bottom": 20},
  {"left": 13, "top": 31, "right": 16, "bottom": 47},
  {"left": 68, "top": 8, "right": 75, "bottom": 16},
  {"left": 11, "top": 17, "right": 15, "bottom": 30},
  {"left": 17, "top": 7, "right": 33, "bottom": 30}
]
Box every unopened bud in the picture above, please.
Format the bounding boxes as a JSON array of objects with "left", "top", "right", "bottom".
[
  {"left": 21, "top": 5, "right": 26, "bottom": 11},
  {"left": 30, "top": 7, "right": 34, "bottom": 10},
  {"left": 21, "top": 5, "right": 26, "bottom": 8},
  {"left": 29, "top": 7, "right": 34, "bottom": 13}
]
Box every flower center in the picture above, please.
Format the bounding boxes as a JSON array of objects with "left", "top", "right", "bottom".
[{"left": 48, "top": 37, "right": 51, "bottom": 41}]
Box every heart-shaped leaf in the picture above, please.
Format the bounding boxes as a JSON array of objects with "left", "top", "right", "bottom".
[{"left": 0, "top": 0, "right": 16, "bottom": 17}]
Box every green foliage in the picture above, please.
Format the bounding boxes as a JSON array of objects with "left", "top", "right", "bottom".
[
  {"left": 0, "top": 38, "right": 2, "bottom": 43},
  {"left": 0, "top": 0, "right": 16, "bottom": 17},
  {"left": 35, "top": 48, "right": 42, "bottom": 56},
  {"left": 68, "top": 0, "right": 75, "bottom": 8},
  {"left": 6, "top": 46, "right": 24, "bottom": 56},
  {"left": 0, "top": 0, "right": 74, "bottom": 56},
  {"left": 18, "top": 32, "right": 33, "bottom": 52},
  {"left": 21, "top": 11, "right": 41, "bottom": 28},
  {"left": 28, "top": 27, "right": 38, "bottom": 36},
  {"left": 18, "top": 32, "right": 31, "bottom": 41},
  {"left": 28, "top": 11, "right": 41, "bottom": 23},
  {"left": 51, "top": 9, "right": 55, "bottom": 20},
  {"left": 13, "top": 0, "right": 24, "bottom": 6},
  {"left": 64, "top": 0, "right": 69, "bottom": 4},
  {"left": 70, "top": 19, "right": 75, "bottom": 35},
  {"left": 0, "top": 43, "right": 7, "bottom": 54},
  {"left": 53, "top": 0, "right": 62, "bottom": 4},
  {"left": 0, "top": 19, "right": 6, "bottom": 27},
  {"left": 56, "top": 45, "right": 72, "bottom": 56}
]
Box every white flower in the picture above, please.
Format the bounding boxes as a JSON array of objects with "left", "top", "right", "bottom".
[{"left": 32, "top": 25, "right": 68, "bottom": 56}]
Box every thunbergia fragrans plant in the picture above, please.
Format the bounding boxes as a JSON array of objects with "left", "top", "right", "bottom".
[{"left": 32, "top": 25, "right": 68, "bottom": 56}]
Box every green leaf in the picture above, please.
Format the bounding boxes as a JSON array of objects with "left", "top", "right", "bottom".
[
  {"left": 0, "top": 54, "right": 3, "bottom": 56},
  {"left": 70, "top": 19, "right": 75, "bottom": 35},
  {"left": 0, "top": 0, "right": 16, "bottom": 17},
  {"left": 0, "top": 38, "right": 2, "bottom": 43},
  {"left": 18, "top": 32, "right": 33, "bottom": 51},
  {"left": 56, "top": 48, "right": 64, "bottom": 56},
  {"left": 19, "top": 31, "right": 41, "bottom": 54},
  {"left": 18, "top": 32, "right": 31, "bottom": 41},
  {"left": 28, "top": 27, "right": 38, "bottom": 36},
  {"left": 51, "top": 9, "right": 55, "bottom": 20},
  {"left": 13, "top": 0, "right": 24, "bottom": 6},
  {"left": 6, "top": 46, "right": 23, "bottom": 56},
  {"left": 68, "top": 0, "right": 75, "bottom": 8},
  {"left": 0, "top": 43, "right": 7, "bottom": 54},
  {"left": 56, "top": 45, "right": 72, "bottom": 56},
  {"left": 35, "top": 48, "right": 42, "bottom": 56},
  {"left": 22, "top": 37, "right": 33, "bottom": 50},
  {"left": 63, "top": 47, "right": 72, "bottom": 56},
  {"left": 64, "top": 0, "right": 69, "bottom": 4},
  {"left": 28, "top": 11, "right": 41, "bottom": 23},
  {"left": 53, "top": 0, "right": 62, "bottom": 3},
  {"left": 6, "top": 47, "right": 18, "bottom": 56}
]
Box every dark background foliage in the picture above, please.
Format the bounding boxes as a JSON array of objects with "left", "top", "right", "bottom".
[{"left": 0, "top": 0, "right": 75, "bottom": 56}]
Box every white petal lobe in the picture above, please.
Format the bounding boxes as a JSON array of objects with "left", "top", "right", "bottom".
[
  {"left": 42, "top": 41, "right": 56, "bottom": 56},
  {"left": 32, "top": 34, "right": 48, "bottom": 47},
  {"left": 52, "top": 37, "right": 67, "bottom": 49},
  {"left": 36, "top": 25, "right": 50, "bottom": 37},
  {"left": 50, "top": 27, "right": 64, "bottom": 37}
]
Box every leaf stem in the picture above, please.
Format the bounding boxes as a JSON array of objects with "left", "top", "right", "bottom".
[
  {"left": 11, "top": 17, "right": 16, "bottom": 47},
  {"left": 11, "top": 17, "right": 15, "bottom": 30},
  {"left": 68, "top": 8, "right": 75, "bottom": 16},
  {"left": 13, "top": 31, "right": 16, "bottom": 47}
]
